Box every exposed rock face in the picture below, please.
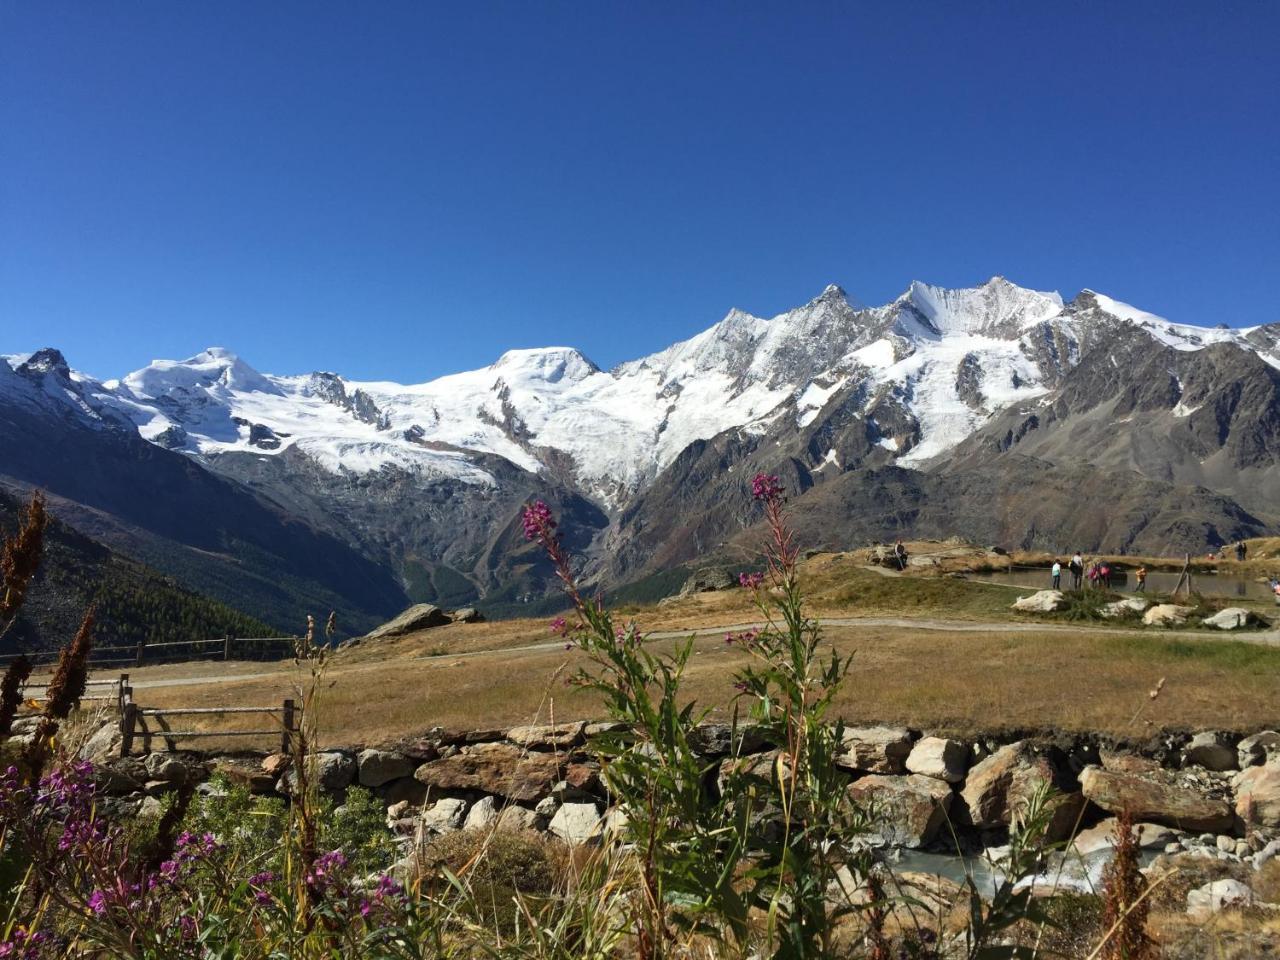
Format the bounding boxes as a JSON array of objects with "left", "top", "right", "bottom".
[
  {"left": 413, "top": 742, "right": 563, "bottom": 803},
  {"left": 364, "top": 604, "right": 450, "bottom": 640},
  {"left": 1234, "top": 764, "right": 1280, "bottom": 830},
  {"left": 1011, "top": 590, "right": 1066, "bottom": 613},
  {"left": 463, "top": 795, "right": 498, "bottom": 831},
  {"left": 1079, "top": 766, "right": 1235, "bottom": 833},
  {"left": 1143, "top": 604, "right": 1193, "bottom": 626},
  {"left": 848, "top": 774, "right": 954, "bottom": 848},
  {"left": 835, "top": 726, "right": 914, "bottom": 774},
  {"left": 280, "top": 751, "right": 356, "bottom": 795},
  {"left": 906, "top": 737, "right": 969, "bottom": 783}
]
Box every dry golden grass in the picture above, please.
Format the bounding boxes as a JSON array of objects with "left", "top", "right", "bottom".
[{"left": 120, "top": 618, "right": 1280, "bottom": 751}]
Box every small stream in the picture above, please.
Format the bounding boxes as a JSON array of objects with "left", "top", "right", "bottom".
[
  {"left": 968, "top": 567, "right": 1274, "bottom": 602},
  {"left": 890, "top": 846, "right": 1160, "bottom": 899}
]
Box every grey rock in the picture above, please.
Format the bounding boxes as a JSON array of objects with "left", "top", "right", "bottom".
[
  {"left": 452, "top": 607, "right": 484, "bottom": 623},
  {"left": 363, "top": 604, "right": 450, "bottom": 641},
  {"left": 1238, "top": 731, "right": 1280, "bottom": 768},
  {"left": 1203, "top": 607, "right": 1255, "bottom": 630},
  {"left": 835, "top": 726, "right": 914, "bottom": 774},
  {"left": 1143, "top": 604, "right": 1193, "bottom": 626},
  {"left": 548, "top": 802, "right": 602, "bottom": 845},
  {"left": 421, "top": 797, "right": 469, "bottom": 834},
  {"left": 906, "top": 737, "right": 969, "bottom": 783},
  {"left": 848, "top": 774, "right": 954, "bottom": 848},
  {"left": 496, "top": 806, "right": 541, "bottom": 832},
  {"left": 1100, "top": 598, "right": 1149, "bottom": 619},
  {"left": 1184, "top": 731, "right": 1238, "bottom": 772},
  {"left": 358, "top": 749, "right": 416, "bottom": 788},
  {"left": 1011, "top": 590, "right": 1067, "bottom": 613},
  {"left": 678, "top": 567, "right": 735, "bottom": 595},
  {"left": 464, "top": 795, "right": 499, "bottom": 831},
  {"left": 1187, "top": 879, "right": 1253, "bottom": 919},
  {"left": 505, "top": 721, "right": 586, "bottom": 750}
]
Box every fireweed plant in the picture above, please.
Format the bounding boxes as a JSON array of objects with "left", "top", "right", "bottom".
[{"left": 521, "top": 476, "right": 878, "bottom": 959}]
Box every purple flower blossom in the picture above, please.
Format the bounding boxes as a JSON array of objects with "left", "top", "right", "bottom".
[
  {"left": 549, "top": 616, "right": 567, "bottom": 635},
  {"left": 87, "top": 890, "right": 107, "bottom": 916},
  {"left": 751, "top": 473, "right": 784, "bottom": 503},
  {"left": 521, "top": 501, "right": 556, "bottom": 542},
  {"left": 733, "top": 681, "right": 749, "bottom": 693},
  {"left": 724, "top": 629, "right": 760, "bottom": 645},
  {"left": 738, "top": 572, "right": 764, "bottom": 590}
]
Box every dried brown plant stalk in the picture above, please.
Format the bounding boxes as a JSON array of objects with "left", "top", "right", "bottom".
[
  {"left": 1098, "top": 808, "right": 1155, "bottom": 960},
  {"left": 0, "top": 652, "right": 32, "bottom": 738},
  {"left": 0, "top": 491, "right": 48, "bottom": 627},
  {"left": 24, "top": 606, "right": 95, "bottom": 779}
]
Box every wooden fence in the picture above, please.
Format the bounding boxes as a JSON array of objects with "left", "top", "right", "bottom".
[
  {"left": 20, "top": 672, "right": 130, "bottom": 714},
  {"left": 0, "top": 635, "right": 299, "bottom": 671},
  {"left": 119, "top": 682, "right": 299, "bottom": 757}
]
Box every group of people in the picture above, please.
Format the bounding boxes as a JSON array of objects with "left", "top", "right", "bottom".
[{"left": 1049, "top": 553, "right": 1148, "bottom": 592}]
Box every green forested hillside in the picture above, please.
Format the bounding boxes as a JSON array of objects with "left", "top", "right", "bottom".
[{"left": 0, "top": 491, "right": 274, "bottom": 655}]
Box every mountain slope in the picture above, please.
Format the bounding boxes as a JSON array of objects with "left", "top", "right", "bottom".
[
  {"left": 5, "top": 276, "right": 1278, "bottom": 616},
  {"left": 0, "top": 489, "right": 275, "bottom": 655}
]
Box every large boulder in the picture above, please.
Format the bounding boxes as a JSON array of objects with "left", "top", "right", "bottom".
[
  {"left": 1234, "top": 764, "right": 1280, "bottom": 830},
  {"left": 906, "top": 737, "right": 969, "bottom": 783},
  {"left": 1142, "top": 604, "right": 1193, "bottom": 626},
  {"left": 1011, "top": 590, "right": 1067, "bottom": 613},
  {"left": 548, "top": 802, "right": 602, "bottom": 845},
  {"left": 960, "top": 741, "right": 1083, "bottom": 841},
  {"left": 1239, "top": 731, "right": 1280, "bottom": 768},
  {"left": 463, "top": 795, "right": 499, "bottom": 831},
  {"left": 1182, "top": 732, "right": 1238, "bottom": 772},
  {"left": 1078, "top": 766, "right": 1234, "bottom": 833},
  {"left": 1202, "top": 607, "right": 1256, "bottom": 630},
  {"left": 505, "top": 722, "right": 587, "bottom": 750},
  {"left": 363, "top": 604, "right": 450, "bottom": 641},
  {"left": 452, "top": 608, "right": 484, "bottom": 623},
  {"left": 358, "top": 749, "right": 417, "bottom": 788},
  {"left": 414, "top": 742, "right": 563, "bottom": 803},
  {"left": 678, "top": 567, "right": 735, "bottom": 595},
  {"left": 848, "top": 774, "right": 954, "bottom": 848},
  {"left": 835, "top": 726, "right": 914, "bottom": 774}
]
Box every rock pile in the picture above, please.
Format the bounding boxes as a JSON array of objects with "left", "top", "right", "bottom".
[{"left": 78, "top": 720, "right": 1280, "bottom": 897}]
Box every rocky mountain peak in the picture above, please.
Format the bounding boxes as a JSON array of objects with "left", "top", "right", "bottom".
[
  {"left": 18, "top": 348, "right": 72, "bottom": 380},
  {"left": 123, "top": 347, "right": 280, "bottom": 399}
]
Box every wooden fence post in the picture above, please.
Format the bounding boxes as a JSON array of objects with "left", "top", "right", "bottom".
[
  {"left": 120, "top": 701, "right": 138, "bottom": 757},
  {"left": 281, "top": 698, "right": 295, "bottom": 754},
  {"left": 135, "top": 641, "right": 145, "bottom": 667},
  {"left": 224, "top": 634, "right": 232, "bottom": 661},
  {"left": 117, "top": 673, "right": 129, "bottom": 714}
]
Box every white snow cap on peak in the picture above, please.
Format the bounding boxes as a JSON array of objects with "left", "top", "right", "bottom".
[
  {"left": 123, "top": 347, "right": 280, "bottom": 398},
  {"left": 903, "top": 277, "right": 1064, "bottom": 335},
  {"left": 490, "top": 347, "right": 599, "bottom": 383}
]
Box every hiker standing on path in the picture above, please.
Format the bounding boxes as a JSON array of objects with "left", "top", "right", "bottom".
[
  {"left": 1135, "top": 565, "right": 1148, "bottom": 592},
  {"left": 1237, "top": 541, "right": 1248, "bottom": 563},
  {"left": 1051, "top": 559, "right": 1062, "bottom": 589},
  {"left": 1070, "top": 553, "right": 1084, "bottom": 589},
  {"left": 893, "top": 539, "right": 907, "bottom": 571}
]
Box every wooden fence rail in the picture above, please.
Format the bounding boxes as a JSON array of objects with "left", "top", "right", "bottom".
[
  {"left": 19, "top": 673, "right": 130, "bottom": 714},
  {"left": 0, "top": 635, "right": 298, "bottom": 670},
  {"left": 119, "top": 685, "right": 298, "bottom": 757}
]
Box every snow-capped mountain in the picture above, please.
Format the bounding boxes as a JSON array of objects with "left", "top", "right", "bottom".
[
  {"left": 4, "top": 276, "right": 1279, "bottom": 622},
  {"left": 48, "top": 276, "right": 1280, "bottom": 504}
]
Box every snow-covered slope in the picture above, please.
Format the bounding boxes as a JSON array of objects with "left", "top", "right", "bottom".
[{"left": 11, "top": 278, "right": 1276, "bottom": 508}]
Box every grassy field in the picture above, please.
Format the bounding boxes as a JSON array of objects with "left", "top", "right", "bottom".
[{"left": 79, "top": 550, "right": 1278, "bottom": 752}]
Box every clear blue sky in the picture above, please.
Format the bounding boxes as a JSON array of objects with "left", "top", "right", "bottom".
[{"left": 2, "top": 2, "right": 1277, "bottom": 382}]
